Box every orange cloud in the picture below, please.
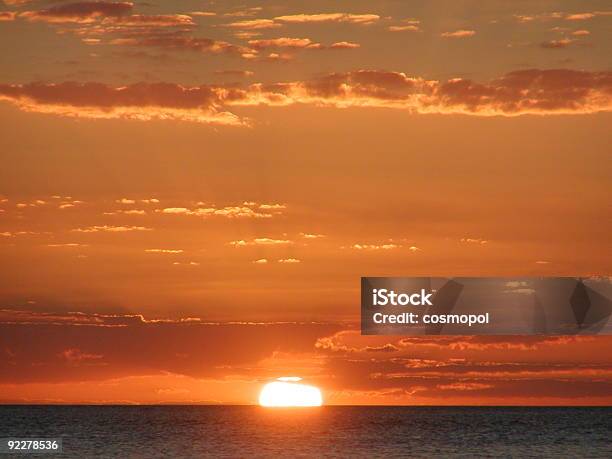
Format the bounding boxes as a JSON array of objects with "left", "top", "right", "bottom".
[
  {"left": 514, "top": 11, "right": 610, "bottom": 23},
  {"left": 248, "top": 37, "right": 318, "bottom": 49},
  {"left": 232, "top": 69, "right": 612, "bottom": 115},
  {"left": 541, "top": 38, "right": 575, "bottom": 49},
  {"left": 229, "top": 237, "right": 293, "bottom": 246},
  {"left": 159, "top": 203, "right": 277, "bottom": 218},
  {"left": 388, "top": 25, "right": 420, "bottom": 32},
  {"left": 565, "top": 13, "right": 596, "bottom": 21},
  {"left": 441, "top": 29, "right": 476, "bottom": 38},
  {"left": 214, "top": 70, "right": 255, "bottom": 77},
  {"left": 0, "top": 309, "right": 341, "bottom": 384},
  {"left": 278, "top": 258, "right": 300, "bottom": 263},
  {"left": 72, "top": 225, "right": 151, "bottom": 232},
  {"left": 247, "top": 37, "right": 359, "bottom": 51},
  {"left": 0, "top": 11, "right": 16, "bottom": 21},
  {"left": 223, "top": 7, "right": 262, "bottom": 18},
  {"left": 349, "top": 243, "right": 400, "bottom": 250},
  {"left": 46, "top": 243, "right": 88, "bottom": 248},
  {"left": 330, "top": 41, "right": 360, "bottom": 49},
  {"left": 460, "top": 238, "right": 488, "bottom": 245},
  {"left": 0, "top": 69, "right": 610, "bottom": 125},
  {"left": 274, "top": 13, "right": 379, "bottom": 25},
  {"left": 59, "top": 348, "right": 103, "bottom": 363},
  {"left": 108, "top": 36, "right": 252, "bottom": 58},
  {"left": 103, "top": 14, "right": 195, "bottom": 27},
  {"left": 188, "top": 11, "right": 216, "bottom": 18},
  {"left": 0, "top": 82, "right": 244, "bottom": 125},
  {"left": 1, "top": 312, "right": 610, "bottom": 404},
  {"left": 21, "top": 1, "right": 133, "bottom": 24},
  {"left": 224, "top": 19, "right": 280, "bottom": 30}
]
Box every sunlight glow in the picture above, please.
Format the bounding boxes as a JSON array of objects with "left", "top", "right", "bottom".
[{"left": 259, "top": 377, "right": 323, "bottom": 407}]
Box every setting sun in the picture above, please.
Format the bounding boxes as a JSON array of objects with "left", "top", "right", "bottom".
[{"left": 259, "top": 377, "right": 323, "bottom": 407}]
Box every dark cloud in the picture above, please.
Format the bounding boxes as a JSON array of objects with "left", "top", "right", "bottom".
[
  {"left": 0, "top": 69, "right": 610, "bottom": 125},
  {"left": 0, "top": 81, "right": 244, "bottom": 124},
  {"left": 0, "top": 11, "right": 16, "bottom": 21},
  {"left": 21, "top": 1, "right": 133, "bottom": 24},
  {"left": 0, "top": 309, "right": 341, "bottom": 383}
]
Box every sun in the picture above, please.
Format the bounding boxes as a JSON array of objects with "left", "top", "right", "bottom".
[{"left": 259, "top": 377, "right": 323, "bottom": 407}]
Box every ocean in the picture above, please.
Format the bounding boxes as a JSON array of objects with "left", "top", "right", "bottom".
[{"left": 0, "top": 406, "right": 610, "bottom": 457}]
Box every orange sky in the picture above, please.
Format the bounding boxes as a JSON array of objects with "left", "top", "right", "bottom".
[{"left": 0, "top": 0, "right": 611, "bottom": 405}]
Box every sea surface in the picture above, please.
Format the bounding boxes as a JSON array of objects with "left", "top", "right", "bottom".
[{"left": 0, "top": 406, "right": 610, "bottom": 458}]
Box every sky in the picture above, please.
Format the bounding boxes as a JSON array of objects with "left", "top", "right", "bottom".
[{"left": 0, "top": 0, "right": 611, "bottom": 405}]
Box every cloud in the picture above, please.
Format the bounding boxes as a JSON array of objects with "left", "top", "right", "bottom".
[
  {"left": 46, "top": 243, "right": 89, "bottom": 248},
  {"left": 224, "top": 12, "right": 379, "bottom": 31},
  {"left": 238, "top": 69, "right": 609, "bottom": 115},
  {"left": 59, "top": 348, "right": 103, "bottom": 363},
  {"left": 249, "top": 38, "right": 361, "bottom": 50},
  {"left": 364, "top": 344, "right": 400, "bottom": 353},
  {"left": 188, "top": 11, "right": 216, "bottom": 18},
  {"left": 246, "top": 38, "right": 360, "bottom": 53},
  {"left": 460, "top": 238, "right": 488, "bottom": 245},
  {"left": 0, "top": 82, "right": 244, "bottom": 125},
  {"left": 2, "top": 0, "right": 31, "bottom": 5},
  {"left": 252, "top": 258, "right": 268, "bottom": 264},
  {"left": 441, "top": 29, "right": 476, "bottom": 38},
  {"left": 248, "top": 37, "right": 318, "bottom": 49},
  {"left": 108, "top": 209, "right": 145, "bottom": 215},
  {"left": 1, "top": 312, "right": 610, "bottom": 403},
  {"left": 230, "top": 238, "right": 293, "bottom": 246},
  {"left": 437, "top": 382, "right": 493, "bottom": 391},
  {"left": 0, "top": 69, "right": 610, "bottom": 124},
  {"left": 514, "top": 13, "right": 563, "bottom": 23},
  {"left": 541, "top": 38, "right": 575, "bottom": 49},
  {"left": 514, "top": 11, "right": 610, "bottom": 23},
  {"left": 144, "top": 249, "right": 183, "bottom": 254},
  {"left": 12, "top": 199, "right": 49, "bottom": 208},
  {"left": 274, "top": 13, "right": 379, "bottom": 25},
  {"left": 0, "top": 231, "right": 42, "bottom": 237},
  {"left": 214, "top": 70, "right": 254, "bottom": 77},
  {"left": 224, "top": 19, "right": 280, "bottom": 30},
  {"left": 20, "top": 4, "right": 255, "bottom": 65},
  {"left": 0, "top": 309, "right": 341, "bottom": 383},
  {"left": 261, "top": 52, "right": 292, "bottom": 62},
  {"left": 565, "top": 13, "right": 596, "bottom": 21},
  {"left": 350, "top": 243, "right": 399, "bottom": 250},
  {"left": 317, "top": 334, "right": 612, "bottom": 403},
  {"left": 258, "top": 203, "right": 285, "bottom": 210},
  {"left": 72, "top": 225, "right": 152, "bottom": 232},
  {"left": 109, "top": 36, "right": 252, "bottom": 58},
  {"left": 330, "top": 41, "right": 360, "bottom": 49},
  {"left": 223, "top": 7, "right": 262, "bottom": 18},
  {"left": 103, "top": 14, "right": 195, "bottom": 27},
  {"left": 21, "top": 1, "right": 133, "bottom": 24},
  {"left": 278, "top": 258, "right": 300, "bottom": 263},
  {"left": 0, "top": 11, "right": 16, "bottom": 21},
  {"left": 160, "top": 204, "right": 276, "bottom": 218},
  {"left": 300, "top": 233, "right": 325, "bottom": 239},
  {"left": 388, "top": 25, "right": 419, "bottom": 32}
]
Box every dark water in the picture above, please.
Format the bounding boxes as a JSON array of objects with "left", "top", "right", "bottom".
[{"left": 0, "top": 406, "right": 610, "bottom": 458}]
